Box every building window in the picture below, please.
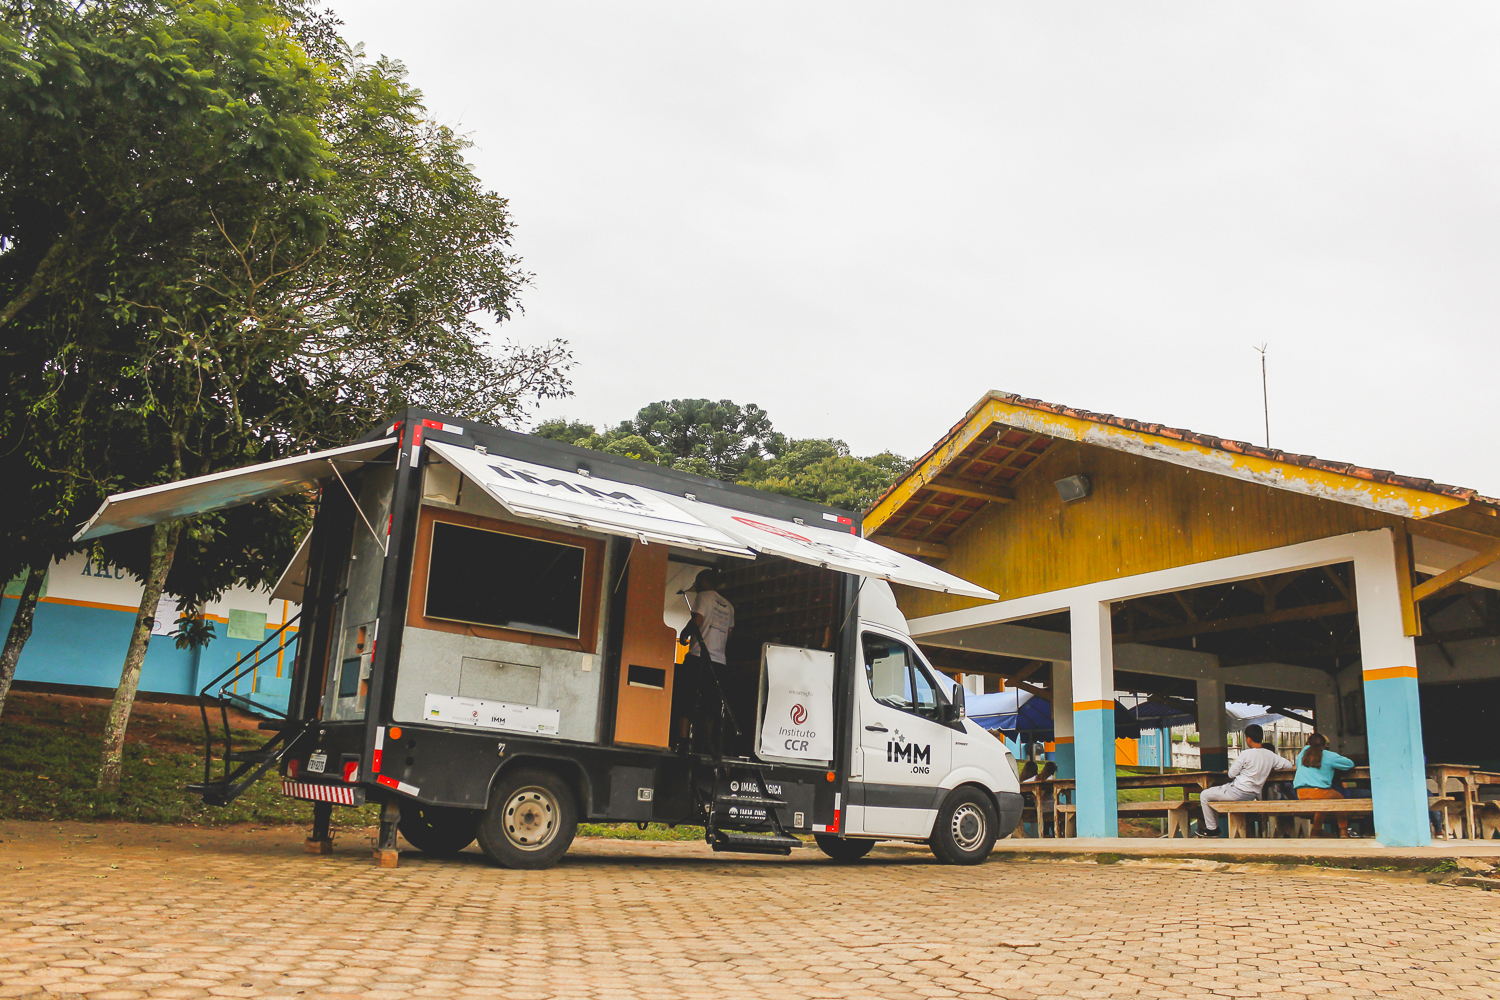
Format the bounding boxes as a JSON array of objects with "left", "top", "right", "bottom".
[{"left": 424, "top": 520, "right": 586, "bottom": 639}]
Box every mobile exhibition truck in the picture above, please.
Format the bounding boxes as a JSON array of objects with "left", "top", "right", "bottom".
[{"left": 76, "top": 410, "right": 1022, "bottom": 869}]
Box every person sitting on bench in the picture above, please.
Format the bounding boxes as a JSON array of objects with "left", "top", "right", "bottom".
[
  {"left": 1293, "top": 732, "right": 1355, "bottom": 838},
  {"left": 1196, "top": 724, "right": 1293, "bottom": 837}
]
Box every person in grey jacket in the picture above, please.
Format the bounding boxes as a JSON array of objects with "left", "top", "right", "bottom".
[{"left": 1196, "top": 724, "right": 1294, "bottom": 837}]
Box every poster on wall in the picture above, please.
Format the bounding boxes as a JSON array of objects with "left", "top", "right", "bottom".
[{"left": 757, "top": 644, "right": 835, "bottom": 764}]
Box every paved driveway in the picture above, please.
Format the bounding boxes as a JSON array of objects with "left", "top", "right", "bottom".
[{"left": 2, "top": 822, "right": 1497, "bottom": 999}]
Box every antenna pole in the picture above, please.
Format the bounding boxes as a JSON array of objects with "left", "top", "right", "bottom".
[{"left": 1255, "top": 343, "right": 1269, "bottom": 448}]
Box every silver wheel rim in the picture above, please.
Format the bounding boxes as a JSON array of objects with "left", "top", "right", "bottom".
[
  {"left": 502, "top": 785, "right": 559, "bottom": 852},
  {"left": 950, "top": 803, "right": 987, "bottom": 852}
]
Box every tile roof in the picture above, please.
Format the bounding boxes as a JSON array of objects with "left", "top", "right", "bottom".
[{"left": 869, "top": 391, "right": 1500, "bottom": 518}]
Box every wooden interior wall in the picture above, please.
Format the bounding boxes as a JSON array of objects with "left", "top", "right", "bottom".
[
  {"left": 895, "top": 439, "right": 1402, "bottom": 621},
  {"left": 613, "top": 541, "right": 679, "bottom": 748}
]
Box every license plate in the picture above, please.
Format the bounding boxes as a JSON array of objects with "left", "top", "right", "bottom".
[{"left": 306, "top": 752, "right": 328, "bottom": 774}]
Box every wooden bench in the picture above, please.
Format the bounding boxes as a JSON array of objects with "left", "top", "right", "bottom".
[
  {"left": 1211, "top": 799, "right": 1374, "bottom": 839},
  {"left": 1055, "top": 800, "right": 1193, "bottom": 839}
]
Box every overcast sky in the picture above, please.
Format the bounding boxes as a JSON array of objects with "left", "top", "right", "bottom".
[{"left": 338, "top": 2, "right": 1500, "bottom": 494}]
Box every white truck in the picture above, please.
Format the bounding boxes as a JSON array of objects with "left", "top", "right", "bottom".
[{"left": 77, "top": 409, "right": 1022, "bottom": 868}]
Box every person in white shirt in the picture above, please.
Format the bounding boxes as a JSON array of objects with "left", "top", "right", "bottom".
[
  {"left": 687, "top": 570, "right": 734, "bottom": 666},
  {"left": 1196, "top": 724, "right": 1294, "bottom": 837},
  {"left": 676, "top": 569, "right": 736, "bottom": 753}
]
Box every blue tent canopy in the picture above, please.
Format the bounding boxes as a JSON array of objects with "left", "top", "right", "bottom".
[{"left": 966, "top": 690, "right": 1141, "bottom": 739}]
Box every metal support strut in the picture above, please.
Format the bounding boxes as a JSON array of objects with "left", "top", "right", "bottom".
[
  {"left": 374, "top": 800, "right": 401, "bottom": 868},
  {"left": 305, "top": 801, "right": 334, "bottom": 854}
]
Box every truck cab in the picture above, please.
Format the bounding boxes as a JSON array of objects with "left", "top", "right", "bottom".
[{"left": 76, "top": 409, "right": 1022, "bottom": 868}]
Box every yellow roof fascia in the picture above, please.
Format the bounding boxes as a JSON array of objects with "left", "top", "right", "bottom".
[
  {"left": 865, "top": 395, "right": 1013, "bottom": 535},
  {"left": 865, "top": 395, "right": 1469, "bottom": 534}
]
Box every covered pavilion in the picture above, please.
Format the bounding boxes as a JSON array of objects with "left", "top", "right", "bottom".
[{"left": 864, "top": 391, "right": 1500, "bottom": 846}]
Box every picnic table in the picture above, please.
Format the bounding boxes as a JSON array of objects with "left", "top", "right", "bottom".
[
  {"left": 1016, "top": 763, "right": 1500, "bottom": 840},
  {"left": 1022, "top": 771, "right": 1223, "bottom": 838}
]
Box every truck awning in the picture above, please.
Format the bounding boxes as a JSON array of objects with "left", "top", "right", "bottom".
[
  {"left": 664, "top": 497, "right": 999, "bottom": 600},
  {"left": 270, "top": 530, "right": 314, "bottom": 603},
  {"left": 427, "top": 442, "right": 755, "bottom": 558},
  {"left": 431, "top": 442, "right": 996, "bottom": 600},
  {"left": 73, "top": 439, "right": 398, "bottom": 541}
]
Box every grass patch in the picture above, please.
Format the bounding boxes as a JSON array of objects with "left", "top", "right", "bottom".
[{"left": 0, "top": 692, "right": 377, "bottom": 828}]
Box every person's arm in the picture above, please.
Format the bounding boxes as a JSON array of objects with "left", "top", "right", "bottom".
[
  {"left": 1273, "top": 752, "right": 1295, "bottom": 771},
  {"left": 1227, "top": 753, "right": 1247, "bottom": 780},
  {"left": 1328, "top": 751, "right": 1355, "bottom": 771}
]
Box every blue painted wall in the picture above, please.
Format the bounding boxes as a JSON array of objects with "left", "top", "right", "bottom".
[{"left": 1, "top": 596, "right": 294, "bottom": 713}]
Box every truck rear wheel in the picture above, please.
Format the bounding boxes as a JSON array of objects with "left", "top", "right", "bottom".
[
  {"left": 814, "top": 834, "right": 876, "bottom": 862},
  {"left": 399, "top": 803, "right": 480, "bottom": 857},
  {"left": 929, "top": 787, "right": 997, "bottom": 865},
  {"left": 477, "top": 767, "right": 578, "bottom": 870}
]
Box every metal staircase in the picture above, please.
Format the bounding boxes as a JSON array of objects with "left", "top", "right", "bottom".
[
  {"left": 185, "top": 612, "right": 313, "bottom": 806},
  {"left": 706, "top": 762, "right": 802, "bottom": 855}
]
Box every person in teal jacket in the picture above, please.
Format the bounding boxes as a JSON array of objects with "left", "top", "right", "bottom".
[{"left": 1294, "top": 733, "right": 1355, "bottom": 837}]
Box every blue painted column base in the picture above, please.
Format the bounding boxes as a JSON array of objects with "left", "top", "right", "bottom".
[
  {"left": 1053, "top": 740, "right": 1076, "bottom": 780},
  {"left": 1201, "top": 749, "right": 1228, "bottom": 772},
  {"left": 1364, "top": 673, "right": 1431, "bottom": 848},
  {"left": 1073, "top": 707, "right": 1118, "bottom": 837}
]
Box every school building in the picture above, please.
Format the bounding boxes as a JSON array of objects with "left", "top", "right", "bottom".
[
  {"left": 865, "top": 392, "right": 1500, "bottom": 847},
  {"left": 2, "top": 551, "right": 298, "bottom": 709}
]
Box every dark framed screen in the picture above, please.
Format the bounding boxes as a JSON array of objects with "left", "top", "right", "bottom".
[{"left": 423, "top": 521, "right": 586, "bottom": 638}]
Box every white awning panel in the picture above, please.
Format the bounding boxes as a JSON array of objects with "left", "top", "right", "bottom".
[
  {"left": 428, "top": 442, "right": 753, "bottom": 557},
  {"left": 74, "top": 439, "right": 397, "bottom": 541},
  {"left": 665, "top": 497, "right": 999, "bottom": 600},
  {"left": 270, "top": 530, "right": 314, "bottom": 603}
]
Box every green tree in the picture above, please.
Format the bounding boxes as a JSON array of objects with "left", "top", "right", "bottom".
[
  {"left": 0, "top": 1, "right": 571, "bottom": 788},
  {"left": 740, "top": 438, "right": 910, "bottom": 511},
  {"left": 536, "top": 408, "right": 909, "bottom": 512}
]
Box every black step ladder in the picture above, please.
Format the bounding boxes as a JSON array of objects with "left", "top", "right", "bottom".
[{"left": 185, "top": 612, "right": 314, "bottom": 806}]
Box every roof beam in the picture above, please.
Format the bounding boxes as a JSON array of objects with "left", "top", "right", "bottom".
[
  {"left": 1413, "top": 538, "right": 1500, "bottom": 603},
  {"left": 921, "top": 475, "right": 1015, "bottom": 503},
  {"left": 1120, "top": 600, "right": 1353, "bottom": 643},
  {"left": 1406, "top": 519, "right": 1500, "bottom": 551}
]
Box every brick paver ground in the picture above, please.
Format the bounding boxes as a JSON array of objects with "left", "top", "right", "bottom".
[{"left": 2, "top": 821, "right": 1498, "bottom": 999}]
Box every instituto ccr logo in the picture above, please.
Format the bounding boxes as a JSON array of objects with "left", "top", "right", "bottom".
[{"left": 790, "top": 703, "right": 808, "bottom": 726}]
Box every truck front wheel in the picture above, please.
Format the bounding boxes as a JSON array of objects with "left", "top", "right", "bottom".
[
  {"left": 929, "top": 787, "right": 998, "bottom": 865},
  {"left": 814, "top": 835, "right": 876, "bottom": 862},
  {"left": 399, "top": 803, "right": 480, "bottom": 857},
  {"left": 477, "top": 767, "right": 578, "bottom": 870}
]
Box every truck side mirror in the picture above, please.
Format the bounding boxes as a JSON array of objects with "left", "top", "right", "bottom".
[{"left": 948, "top": 683, "right": 966, "bottom": 723}]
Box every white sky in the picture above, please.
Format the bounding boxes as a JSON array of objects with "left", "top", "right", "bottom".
[{"left": 337, "top": 2, "right": 1500, "bottom": 494}]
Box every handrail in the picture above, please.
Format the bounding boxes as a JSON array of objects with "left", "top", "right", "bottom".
[{"left": 195, "top": 610, "right": 303, "bottom": 790}]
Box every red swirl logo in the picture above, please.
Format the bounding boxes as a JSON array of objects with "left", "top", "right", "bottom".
[{"left": 790, "top": 703, "right": 808, "bottom": 726}]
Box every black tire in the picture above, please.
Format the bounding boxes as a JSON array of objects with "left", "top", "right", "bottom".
[
  {"left": 398, "top": 802, "right": 480, "bottom": 857},
  {"left": 476, "top": 767, "right": 578, "bottom": 870},
  {"left": 814, "top": 834, "right": 876, "bottom": 862},
  {"left": 929, "top": 786, "right": 998, "bottom": 865}
]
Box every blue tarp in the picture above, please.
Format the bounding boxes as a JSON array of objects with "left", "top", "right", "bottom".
[{"left": 967, "top": 690, "right": 1141, "bottom": 739}]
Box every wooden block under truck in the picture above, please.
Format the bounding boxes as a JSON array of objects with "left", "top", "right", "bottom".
[{"left": 76, "top": 410, "right": 1022, "bottom": 868}]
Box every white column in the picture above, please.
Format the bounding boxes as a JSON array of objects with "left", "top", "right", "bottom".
[
  {"left": 1051, "top": 659, "right": 1074, "bottom": 778},
  {"left": 1195, "top": 677, "right": 1227, "bottom": 771},
  {"left": 1069, "top": 601, "right": 1118, "bottom": 837},
  {"left": 1352, "top": 530, "right": 1429, "bottom": 848}
]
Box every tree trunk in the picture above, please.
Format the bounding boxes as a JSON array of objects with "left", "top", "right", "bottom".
[
  {"left": 97, "top": 521, "right": 181, "bottom": 792},
  {"left": 0, "top": 564, "right": 47, "bottom": 720}
]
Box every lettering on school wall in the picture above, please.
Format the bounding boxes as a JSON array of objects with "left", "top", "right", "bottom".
[{"left": 81, "top": 557, "right": 127, "bottom": 580}]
